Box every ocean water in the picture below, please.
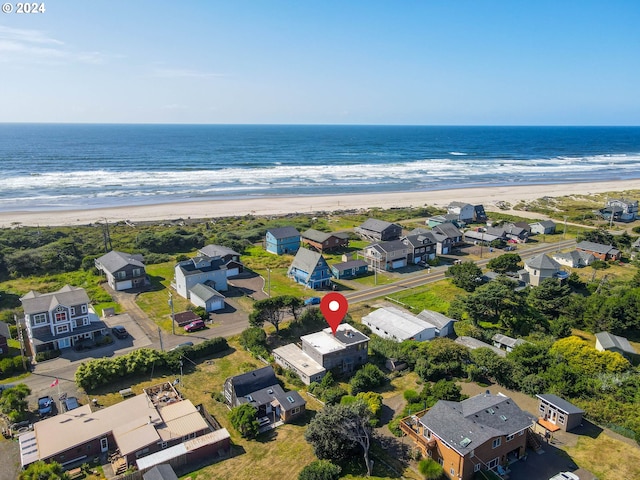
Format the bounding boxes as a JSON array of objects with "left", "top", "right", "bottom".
[{"left": 1, "top": 124, "right": 640, "bottom": 212}]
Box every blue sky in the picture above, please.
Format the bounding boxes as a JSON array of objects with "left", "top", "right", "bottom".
[{"left": 1, "top": 1, "right": 638, "bottom": 125}]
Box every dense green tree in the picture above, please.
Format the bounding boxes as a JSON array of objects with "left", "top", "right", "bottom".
[
  {"left": 305, "top": 402, "right": 373, "bottom": 476},
  {"left": 229, "top": 403, "right": 259, "bottom": 439},
  {"left": 487, "top": 253, "right": 522, "bottom": 273},
  {"left": 19, "top": 461, "right": 69, "bottom": 480},
  {"left": 298, "top": 460, "right": 342, "bottom": 480},
  {"left": 349, "top": 363, "right": 387, "bottom": 395},
  {"left": 527, "top": 278, "right": 572, "bottom": 319},
  {"left": 239, "top": 327, "right": 268, "bottom": 358},
  {"left": 0, "top": 384, "right": 31, "bottom": 423},
  {"left": 445, "top": 261, "right": 483, "bottom": 292},
  {"left": 249, "top": 295, "right": 302, "bottom": 333}
]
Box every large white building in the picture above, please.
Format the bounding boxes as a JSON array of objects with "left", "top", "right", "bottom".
[{"left": 362, "top": 306, "right": 436, "bottom": 342}]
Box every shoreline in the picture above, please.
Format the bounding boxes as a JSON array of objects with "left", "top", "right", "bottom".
[{"left": 3, "top": 179, "right": 640, "bottom": 227}]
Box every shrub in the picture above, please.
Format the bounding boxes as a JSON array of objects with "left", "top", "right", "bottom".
[
  {"left": 35, "top": 350, "right": 62, "bottom": 362},
  {"left": 418, "top": 458, "right": 444, "bottom": 479},
  {"left": 298, "top": 460, "right": 342, "bottom": 480}
]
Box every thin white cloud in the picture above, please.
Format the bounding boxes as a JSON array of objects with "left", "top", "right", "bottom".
[
  {"left": 0, "top": 25, "right": 107, "bottom": 64},
  {"left": 153, "top": 67, "right": 225, "bottom": 79}
]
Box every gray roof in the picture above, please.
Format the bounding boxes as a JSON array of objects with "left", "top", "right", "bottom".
[
  {"left": 96, "top": 250, "right": 145, "bottom": 273},
  {"left": 301, "top": 228, "right": 348, "bottom": 243},
  {"left": 332, "top": 259, "right": 368, "bottom": 272},
  {"left": 402, "top": 233, "right": 437, "bottom": 247},
  {"left": 525, "top": 254, "right": 560, "bottom": 270},
  {"left": 530, "top": 220, "right": 556, "bottom": 228},
  {"left": 536, "top": 394, "right": 584, "bottom": 415},
  {"left": 448, "top": 201, "right": 473, "bottom": 209},
  {"left": 368, "top": 239, "right": 407, "bottom": 254},
  {"left": 21, "top": 285, "right": 90, "bottom": 315},
  {"left": 463, "top": 230, "right": 501, "bottom": 242},
  {"left": 178, "top": 256, "right": 226, "bottom": 276},
  {"left": 358, "top": 218, "right": 396, "bottom": 233},
  {"left": 267, "top": 226, "right": 300, "bottom": 240},
  {"left": 288, "top": 248, "right": 328, "bottom": 280},
  {"left": 227, "top": 366, "right": 279, "bottom": 398},
  {"left": 491, "top": 333, "right": 525, "bottom": 348},
  {"left": 416, "top": 310, "right": 456, "bottom": 330},
  {"left": 189, "top": 283, "right": 224, "bottom": 302},
  {"left": 420, "top": 393, "right": 533, "bottom": 456},
  {"left": 0, "top": 321, "right": 11, "bottom": 339},
  {"left": 455, "top": 336, "right": 506, "bottom": 357},
  {"left": 243, "top": 383, "right": 306, "bottom": 412},
  {"left": 199, "top": 244, "right": 240, "bottom": 258},
  {"left": 143, "top": 465, "right": 179, "bottom": 480},
  {"left": 553, "top": 250, "right": 594, "bottom": 265},
  {"left": 433, "top": 223, "right": 462, "bottom": 239},
  {"left": 576, "top": 241, "right": 619, "bottom": 255},
  {"left": 595, "top": 331, "right": 637, "bottom": 355}
]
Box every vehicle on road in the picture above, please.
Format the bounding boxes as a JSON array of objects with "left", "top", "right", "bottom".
[
  {"left": 38, "top": 396, "right": 54, "bottom": 416},
  {"left": 111, "top": 325, "right": 129, "bottom": 339},
  {"left": 304, "top": 297, "right": 321, "bottom": 306},
  {"left": 184, "top": 320, "right": 206, "bottom": 332},
  {"left": 62, "top": 397, "right": 80, "bottom": 412},
  {"left": 170, "top": 342, "right": 194, "bottom": 351},
  {"left": 549, "top": 472, "right": 579, "bottom": 480}
]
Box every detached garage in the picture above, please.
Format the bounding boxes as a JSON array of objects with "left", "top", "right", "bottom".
[{"left": 189, "top": 283, "right": 225, "bottom": 312}]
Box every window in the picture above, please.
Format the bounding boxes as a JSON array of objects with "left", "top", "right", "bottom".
[
  {"left": 32, "top": 313, "right": 48, "bottom": 326},
  {"left": 487, "top": 457, "right": 499, "bottom": 469},
  {"left": 70, "top": 307, "right": 76, "bottom": 316},
  {"left": 287, "top": 396, "right": 295, "bottom": 403},
  {"left": 133, "top": 268, "right": 142, "bottom": 276},
  {"left": 292, "top": 407, "right": 300, "bottom": 415},
  {"left": 539, "top": 404, "right": 545, "bottom": 414},
  {"left": 55, "top": 309, "right": 67, "bottom": 323},
  {"left": 161, "top": 442, "right": 167, "bottom": 449},
  {"left": 423, "top": 429, "right": 431, "bottom": 439},
  {"left": 450, "top": 468, "right": 455, "bottom": 475},
  {"left": 474, "top": 463, "right": 481, "bottom": 472},
  {"left": 492, "top": 438, "right": 501, "bottom": 449},
  {"left": 81, "top": 305, "right": 87, "bottom": 313},
  {"left": 56, "top": 325, "right": 69, "bottom": 334},
  {"left": 506, "top": 434, "right": 515, "bottom": 442},
  {"left": 558, "top": 414, "right": 566, "bottom": 425},
  {"left": 83, "top": 318, "right": 90, "bottom": 326}
]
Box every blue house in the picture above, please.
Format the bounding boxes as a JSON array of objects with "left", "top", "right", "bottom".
[
  {"left": 288, "top": 248, "right": 332, "bottom": 289},
  {"left": 265, "top": 227, "right": 301, "bottom": 255},
  {"left": 331, "top": 259, "right": 368, "bottom": 279}
]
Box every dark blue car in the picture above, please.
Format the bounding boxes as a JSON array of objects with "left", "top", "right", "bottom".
[{"left": 304, "top": 297, "right": 321, "bottom": 306}]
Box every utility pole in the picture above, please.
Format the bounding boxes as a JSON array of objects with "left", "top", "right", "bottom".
[
  {"left": 168, "top": 292, "right": 175, "bottom": 335},
  {"left": 563, "top": 216, "right": 568, "bottom": 240},
  {"left": 15, "top": 315, "right": 27, "bottom": 371},
  {"left": 158, "top": 327, "right": 164, "bottom": 352}
]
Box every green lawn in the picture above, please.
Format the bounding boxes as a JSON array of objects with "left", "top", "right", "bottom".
[{"left": 386, "top": 280, "right": 465, "bottom": 313}]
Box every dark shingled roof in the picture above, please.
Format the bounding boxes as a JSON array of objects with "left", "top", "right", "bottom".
[
  {"left": 332, "top": 259, "right": 368, "bottom": 272},
  {"left": 420, "top": 394, "right": 533, "bottom": 456},
  {"left": 227, "top": 366, "right": 279, "bottom": 399},
  {"left": 21, "top": 285, "right": 90, "bottom": 315},
  {"left": 95, "top": 250, "right": 145, "bottom": 274},
  {"left": 576, "top": 241, "right": 619, "bottom": 255},
  {"left": 358, "top": 218, "right": 396, "bottom": 233},
  {"left": 267, "top": 227, "right": 300, "bottom": 240}
]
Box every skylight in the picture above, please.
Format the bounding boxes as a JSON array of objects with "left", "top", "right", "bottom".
[{"left": 460, "top": 437, "right": 472, "bottom": 448}]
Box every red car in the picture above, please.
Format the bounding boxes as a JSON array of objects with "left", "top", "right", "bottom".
[{"left": 184, "top": 320, "right": 206, "bottom": 332}]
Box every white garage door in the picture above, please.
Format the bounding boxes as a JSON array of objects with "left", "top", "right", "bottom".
[{"left": 392, "top": 259, "right": 407, "bottom": 269}]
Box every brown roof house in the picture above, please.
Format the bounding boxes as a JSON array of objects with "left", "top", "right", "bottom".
[
  {"left": 301, "top": 229, "right": 349, "bottom": 253},
  {"left": 19, "top": 382, "right": 230, "bottom": 474},
  {"left": 575, "top": 241, "right": 621, "bottom": 261},
  {"left": 400, "top": 392, "right": 533, "bottom": 480}
]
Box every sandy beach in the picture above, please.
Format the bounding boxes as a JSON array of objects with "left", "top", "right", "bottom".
[{"left": 2, "top": 180, "right": 640, "bottom": 227}]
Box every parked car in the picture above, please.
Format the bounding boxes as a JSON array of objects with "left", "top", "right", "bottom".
[
  {"left": 170, "top": 342, "right": 194, "bottom": 351},
  {"left": 304, "top": 297, "right": 321, "bottom": 306},
  {"left": 184, "top": 320, "right": 206, "bottom": 332},
  {"left": 61, "top": 396, "right": 80, "bottom": 412},
  {"left": 111, "top": 325, "right": 128, "bottom": 339},
  {"left": 549, "top": 473, "right": 579, "bottom": 480},
  {"left": 38, "top": 396, "right": 54, "bottom": 416}
]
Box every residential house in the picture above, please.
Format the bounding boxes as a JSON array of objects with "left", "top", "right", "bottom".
[
  {"left": 455, "top": 336, "right": 507, "bottom": 357},
  {"left": 301, "top": 229, "right": 349, "bottom": 253},
  {"left": 486, "top": 224, "right": 529, "bottom": 243},
  {"left": 402, "top": 233, "right": 437, "bottom": 264},
  {"left": 188, "top": 283, "right": 225, "bottom": 312},
  {"left": 595, "top": 331, "right": 638, "bottom": 360},
  {"left": 20, "top": 285, "right": 106, "bottom": 354},
  {"left": 198, "top": 245, "right": 243, "bottom": 277},
  {"left": 173, "top": 254, "right": 228, "bottom": 302},
  {"left": 575, "top": 241, "right": 621, "bottom": 261},
  {"left": 0, "top": 321, "right": 10, "bottom": 355},
  {"left": 519, "top": 254, "right": 564, "bottom": 287},
  {"left": 410, "top": 228, "right": 453, "bottom": 255},
  {"left": 426, "top": 214, "right": 462, "bottom": 228},
  {"left": 273, "top": 343, "right": 327, "bottom": 385},
  {"left": 287, "top": 248, "right": 332, "bottom": 289},
  {"left": 354, "top": 219, "right": 402, "bottom": 242},
  {"left": 432, "top": 223, "right": 464, "bottom": 247},
  {"left": 172, "top": 310, "right": 201, "bottom": 327},
  {"left": 463, "top": 230, "right": 502, "bottom": 245},
  {"left": 400, "top": 392, "right": 532, "bottom": 480},
  {"left": 362, "top": 240, "right": 409, "bottom": 270},
  {"left": 362, "top": 306, "right": 436, "bottom": 342},
  {"left": 331, "top": 259, "right": 369, "bottom": 280},
  {"left": 265, "top": 227, "right": 301, "bottom": 255},
  {"left": 473, "top": 205, "right": 488, "bottom": 222},
  {"left": 536, "top": 394, "right": 584, "bottom": 432},
  {"left": 223, "top": 366, "right": 306, "bottom": 423},
  {"left": 491, "top": 333, "right": 525, "bottom": 353},
  {"left": 19, "top": 382, "right": 229, "bottom": 472},
  {"left": 552, "top": 250, "right": 595, "bottom": 268},
  {"left": 416, "top": 310, "right": 457, "bottom": 337},
  {"left": 301, "top": 324, "right": 369, "bottom": 375},
  {"left": 447, "top": 202, "right": 476, "bottom": 224},
  {"left": 529, "top": 221, "right": 556, "bottom": 235},
  {"left": 142, "top": 464, "right": 178, "bottom": 480},
  {"left": 94, "top": 250, "right": 149, "bottom": 291},
  {"left": 604, "top": 198, "right": 638, "bottom": 222}
]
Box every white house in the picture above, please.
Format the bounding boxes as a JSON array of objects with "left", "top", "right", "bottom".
[
  {"left": 552, "top": 250, "right": 595, "bottom": 268},
  {"left": 447, "top": 202, "right": 476, "bottom": 224},
  {"left": 189, "top": 283, "right": 225, "bottom": 312},
  {"left": 173, "top": 255, "right": 228, "bottom": 300},
  {"left": 416, "top": 309, "right": 457, "bottom": 337},
  {"left": 362, "top": 306, "right": 436, "bottom": 342}
]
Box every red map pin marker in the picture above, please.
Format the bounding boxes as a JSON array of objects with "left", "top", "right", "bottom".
[{"left": 320, "top": 292, "right": 349, "bottom": 336}]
